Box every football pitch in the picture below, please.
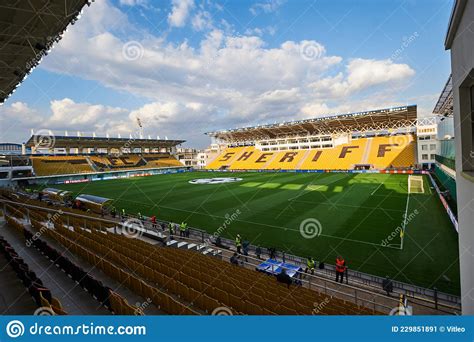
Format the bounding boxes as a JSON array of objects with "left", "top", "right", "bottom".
[{"left": 55, "top": 171, "right": 460, "bottom": 294}]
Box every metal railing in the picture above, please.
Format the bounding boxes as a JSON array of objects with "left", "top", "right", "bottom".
[
  {"left": 0, "top": 196, "right": 461, "bottom": 314},
  {"left": 1, "top": 199, "right": 400, "bottom": 314}
]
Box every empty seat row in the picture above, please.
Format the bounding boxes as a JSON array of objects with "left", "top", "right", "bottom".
[
  {"left": 1, "top": 220, "right": 64, "bottom": 315},
  {"left": 6, "top": 203, "right": 378, "bottom": 315}
]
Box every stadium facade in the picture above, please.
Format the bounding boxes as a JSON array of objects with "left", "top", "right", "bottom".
[
  {"left": 205, "top": 105, "right": 443, "bottom": 171},
  {"left": 444, "top": 0, "right": 474, "bottom": 315}
]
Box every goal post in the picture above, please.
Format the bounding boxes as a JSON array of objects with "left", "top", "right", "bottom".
[{"left": 408, "top": 175, "right": 424, "bottom": 194}]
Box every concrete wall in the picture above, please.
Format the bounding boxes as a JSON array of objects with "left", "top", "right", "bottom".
[{"left": 449, "top": 0, "right": 474, "bottom": 315}]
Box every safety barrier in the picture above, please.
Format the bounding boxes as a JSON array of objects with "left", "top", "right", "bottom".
[{"left": 0, "top": 198, "right": 461, "bottom": 314}]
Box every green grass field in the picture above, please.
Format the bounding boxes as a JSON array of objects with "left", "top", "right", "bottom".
[{"left": 54, "top": 171, "right": 460, "bottom": 294}]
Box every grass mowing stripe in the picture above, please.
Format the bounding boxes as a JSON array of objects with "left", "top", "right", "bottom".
[{"left": 54, "top": 171, "right": 460, "bottom": 294}]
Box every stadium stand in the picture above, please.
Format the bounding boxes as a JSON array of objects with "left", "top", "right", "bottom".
[
  {"left": 229, "top": 147, "right": 276, "bottom": 170},
  {"left": 2, "top": 199, "right": 378, "bottom": 315},
  {"left": 2, "top": 215, "right": 66, "bottom": 315},
  {"left": 206, "top": 146, "right": 247, "bottom": 169},
  {"left": 90, "top": 155, "right": 146, "bottom": 171},
  {"left": 27, "top": 153, "right": 183, "bottom": 176},
  {"left": 31, "top": 156, "right": 93, "bottom": 176},
  {"left": 142, "top": 153, "right": 183, "bottom": 168},
  {"left": 367, "top": 135, "right": 416, "bottom": 169},
  {"left": 207, "top": 135, "right": 415, "bottom": 171}
]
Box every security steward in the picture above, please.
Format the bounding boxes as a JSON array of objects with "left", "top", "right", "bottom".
[
  {"left": 305, "top": 257, "right": 316, "bottom": 275},
  {"left": 335, "top": 255, "right": 347, "bottom": 283},
  {"left": 235, "top": 234, "right": 242, "bottom": 254}
]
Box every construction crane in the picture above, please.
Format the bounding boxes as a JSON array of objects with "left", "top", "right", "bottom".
[{"left": 136, "top": 116, "right": 143, "bottom": 139}]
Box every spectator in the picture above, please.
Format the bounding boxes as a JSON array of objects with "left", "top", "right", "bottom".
[
  {"left": 256, "top": 246, "right": 262, "bottom": 260},
  {"left": 242, "top": 240, "right": 249, "bottom": 262},
  {"left": 382, "top": 276, "right": 393, "bottom": 296},
  {"left": 276, "top": 269, "right": 292, "bottom": 288},
  {"left": 269, "top": 247, "right": 276, "bottom": 260},
  {"left": 185, "top": 225, "right": 190, "bottom": 238},
  {"left": 230, "top": 253, "right": 240, "bottom": 266},
  {"left": 111, "top": 207, "right": 116, "bottom": 218},
  {"left": 151, "top": 215, "right": 157, "bottom": 229}
]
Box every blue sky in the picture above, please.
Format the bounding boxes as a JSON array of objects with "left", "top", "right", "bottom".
[{"left": 0, "top": 0, "right": 453, "bottom": 147}]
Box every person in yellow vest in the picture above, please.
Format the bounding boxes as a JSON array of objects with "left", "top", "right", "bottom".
[
  {"left": 305, "top": 257, "right": 315, "bottom": 275},
  {"left": 235, "top": 234, "right": 242, "bottom": 254},
  {"left": 179, "top": 222, "right": 187, "bottom": 237}
]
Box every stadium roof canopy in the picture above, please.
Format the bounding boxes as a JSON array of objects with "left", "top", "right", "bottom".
[
  {"left": 432, "top": 75, "right": 453, "bottom": 116},
  {"left": 0, "top": 0, "right": 92, "bottom": 104},
  {"left": 207, "top": 105, "right": 418, "bottom": 142},
  {"left": 25, "top": 135, "right": 185, "bottom": 149}
]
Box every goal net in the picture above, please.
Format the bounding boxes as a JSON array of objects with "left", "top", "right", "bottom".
[{"left": 408, "top": 175, "right": 424, "bottom": 194}]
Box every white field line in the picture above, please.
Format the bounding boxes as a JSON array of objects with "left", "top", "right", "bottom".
[
  {"left": 370, "top": 182, "right": 384, "bottom": 196},
  {"left": 400, "top": 179, "right": 411, "bottom": 250}
]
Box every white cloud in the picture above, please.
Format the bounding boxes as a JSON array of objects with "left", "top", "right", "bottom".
[
  {"left": 192, "top": 10, "right": 213, "bottom": 31},
  {"left": 245, "top": 26, "right": 276, "bottom": 36},
  {"left": 21, "top": 1, "right": 417, "bottom": 148},
  {"left": 250, "top": 0, "right": 285, "bottom": 15},
  {"left": 168, "top": 0, "right": 195, "bottom": 28},
  {"left": 309, "top": 58, "right": 415, "bottom": 98},
  {"left": 119, "top": 0, "right": 146, "bottom": 6}
]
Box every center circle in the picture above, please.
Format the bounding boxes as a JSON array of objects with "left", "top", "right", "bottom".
[{"left": 189, "top": 177, "right": 243, "bottom": 184}]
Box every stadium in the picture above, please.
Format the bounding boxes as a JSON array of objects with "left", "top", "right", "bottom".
[{"left": 0, "top": 0, "right": 472, "bottom": 322}]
